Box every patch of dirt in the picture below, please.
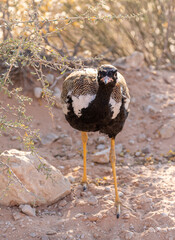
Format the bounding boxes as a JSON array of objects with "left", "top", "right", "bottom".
[{"left": 0, "top": 67, "right": 175, "bottom": 240}]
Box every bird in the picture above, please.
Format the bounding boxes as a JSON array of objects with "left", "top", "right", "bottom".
[{"left": 61, "top": 64, "right": 130, "bottom": 218}]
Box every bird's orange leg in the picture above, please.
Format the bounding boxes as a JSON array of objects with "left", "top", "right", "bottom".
[
  {"left": 81, "top": 132, "right": 88, "bottom": 185},
  {"left": 110, "top": 138, "right": 120, "bottom": 218}
]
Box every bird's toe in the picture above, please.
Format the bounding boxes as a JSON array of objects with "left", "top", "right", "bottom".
[
  {"left": 115, "top": 201, "right": 121, "bottom": 219},
  {"left": 82, "top": 182, "right": 88, "bottom": 191}
]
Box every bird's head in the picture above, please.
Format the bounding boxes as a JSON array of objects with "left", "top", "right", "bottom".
[{"left": 97, "top": 65, "right": 118, "bottom": 87}]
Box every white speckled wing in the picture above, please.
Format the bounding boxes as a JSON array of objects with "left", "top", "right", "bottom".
[
  {"left": 109, "top": 98, "right": 122, "bottom": 119},
  {"left": 72, "top": 94, "right": 96, "bottom": 117}
]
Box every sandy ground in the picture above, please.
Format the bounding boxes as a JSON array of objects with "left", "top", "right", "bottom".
[{"left": 0, "top": 66, "right": 175, "bottom": 240}]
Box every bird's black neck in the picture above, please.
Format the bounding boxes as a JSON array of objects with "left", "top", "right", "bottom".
[
  {"left": 95, "top": 84, "right": 113, "bottom": 105},
  {"left": 80, "top": 84, "right": 114, "bottom": 123}
]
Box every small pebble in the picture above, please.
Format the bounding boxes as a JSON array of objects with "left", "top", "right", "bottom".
[
  {"left": 12, "top": 212, "right": 24, "bottom": 221},
  {"left": 142, "top": 146, "right": 150, "bottom": 154},
  {"left": 161, "top": 212, "right": 168, "bottom": 217},
  {"left": 129, "top": 139, "right": 135, "bottom": 145},
  {"left": 125, "top": 231, "right": 134, "bottom": 240},
  {"left": 115, "top": 144, "right": 123, "bottom": 154},
  {"left": 93, "top": 152, "right": 109, "bottom": 164},
  {"left": 75, "top": 213, "right": 84, "bottom": 218},
  {"left": 59, "top": 199, "right": 67, "bottom": 207},
  {"left": 41, "top": 236, "right": 49, "bottom": 240},
  {"left": 135, "top": 151, "right": 141, "bottom": 157},
  {"left": 87, "top": 214, "right": 98, "bottom": 222},
  {"left": 68, "top": 176, "right": 75, "bottom": 183},
  {"left": 97, "top": 144, "right": 105, "bottom": 150},
  {"left": 122, "top": 213, "right": 130, "bottom": 219},
  {"left": 137, "top": 133, "right": 146, "bottom": 142},
  {"left": 11, "top": 135, "right": 18, "bottom": 141},
  {"left": 97, "top": 136, "right": 106, "bottom": 144},
  {"left": 62, "top": 136, "right": 72, "bottom": 146},
  {"left": 148, "top": 227, "right": 155, "bottom": 233},
  {"left": 34, "top": 87, "right": 42, "bottom": 98},
  {"left": 41, "top": 133, "right": 59, "bottom": 145},
  {"left": 29, "top": 232, "right": 37, "bottom": 238},
  {"left": 105, "top": 187, "right": 111, "bottom": 192},
  {"left": 46, "top": 230, "right": 57, "bottom": 235},
  {"left": 20, "top": 205, "right": 36, "bottom": 217},
  {"left": 88, "top": 196, "right": 98, "bottom": 206},
  {"left": 46, "top": 73, "right": 54, "bottom": 85}
]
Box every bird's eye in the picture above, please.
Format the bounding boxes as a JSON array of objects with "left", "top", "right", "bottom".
[
  {"left": 101, "top": 71, "right": 106, "bottom": 77},
  {"left": 98, "top": 71, "right": 106, "bottom": 78},
  {"left": 108, "top": 72, "right": 113, "bottom": 77}
]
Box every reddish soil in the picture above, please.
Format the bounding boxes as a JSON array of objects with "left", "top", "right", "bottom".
[{"left": 0, "top": 67, "right": 175, "bottom": 240}]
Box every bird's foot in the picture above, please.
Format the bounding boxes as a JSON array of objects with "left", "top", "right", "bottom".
[
  {"left": 82, "top": 182, "right": 88, "bottom": 191},
  {"left": 114, "top": 201, "right": 134, "bottom": 219},
  {"left": 115, "top": 200, "right": 121, "bottom": 219},
  {"left": 81, "top": 177, "right": 88, "bottom": 191}
]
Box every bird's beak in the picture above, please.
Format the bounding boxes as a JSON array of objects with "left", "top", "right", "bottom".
[{"left": 102, "top": 76, "right": 113, "bottom": 84}]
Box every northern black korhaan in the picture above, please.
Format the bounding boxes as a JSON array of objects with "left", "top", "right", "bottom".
[{"left": 61, "top": 64, "right": 130, "bottom": 218}]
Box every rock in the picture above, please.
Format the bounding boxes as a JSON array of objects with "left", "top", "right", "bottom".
[
  {"left": 137, "top": 133, "right": 146, "bottom": 142},
  {"left": 122, "top": 213, "right": 130, "bottom": 219},
  {"left": 97, "top": 136, "right": 106, "bottom": 144},
  {"left": 105, "top": 187, "right": 111, "bottom": 192},
  {"left": 143, "top": 105, "right": 157, "bottom": 114},
  {"left": 0, "top": 149, "right": 71, "bottom": 206},
  {"left": 119, "top": 191, "right": 124, "bottom": 197},
  {"left": 56, "top": 125, "right": 62, "bottom": 131},
  {"left": 113, "top": 57, "right": 128, "bottom": 69},
  {"left": 159, "top": 119, "right": 175, "bottom": 139},
  {"left": 143, "top": 74, "right": 152, "bottom": 82},
  {"left": 135, "top": 151, "right": 141, "bottom": 157},
  {"left": 131, "top": 97, "right": 136, "bottom": 104},
  {"left": 161, "top": 212, "right": 168, "bottom": 217},
  {"left": 75, "top": 213, "right": 84, "bottom": 218},
  {"left": 68, "top": 176, "right": 75, "bottom": 183},
  {"left": 87, "top": 196, "right": 98, "bottom": 205},
  {"left": 46, "top": 74, "right": 54, "bottom": 85},
  {"left": 150, "top": 93, "right": 168, "bottom": 103},
  {"left": 128, "top": 139, "right": 135, "bottom": 145},
  {"left": 148, "top": 227, "right": 155, "bottom": 233},
  {"left": 163, "top": 73, "right": 175, "bottom": 85},
  {"left": 125, "top": 231, "right": 134, "bottom": 240},
  {"left": 34, "top": 87, "right": 43, "bottom": 99},
  {"left": 115, "top": 144, "right": 123, "bottom": 154},
  {"left": 19, "top": 204, "right": 36, "bottom": 216},
  {"left": 167, "top": 100, "right": 175, "bottom": 106},
  {"left": 169, "top": 237, "right": 174, "bottom": 240},
  {"left": 41, "top": 133, "right": 59, "bottom": 145},
  {"left": 12, "top": 212, "right": 24, "bottom": 221},
  {"left": 142, "top": 146, "right": 151, "bottom": 154},
  {"left": 96, "top": 144, "right": 105, "bottom": 150},
  {"left": 11, "top": 136, "right": 18, "bottom": 141},
  {"left": 46, "top": 230, "right": 57, "bottom": 235},
  {"left": 59, "top": 199, "right": 67, "bottom": 207},
  {"left": 54, "top": 87, "right": 61, "bottom": 94},
  {"left": 93, "top": 150, "right": 109, "bottom": 164},
  {"left": 126, "top": 51, "right": 144, "bottom": 69},
  {"left": 87, "top": 214, "right": 99, "bottom": 222},
  {"left": 41, "top": 236, "right": 49, "bottom": 240},
  {"left": 29, "top": 232, "right": 37, "bottom": 238},
  {"left": 62, "top": 136, "right": 72, "bottom": 146},
  {"left": 53, "top": 88, "right": 61, "bottom": 108}
]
